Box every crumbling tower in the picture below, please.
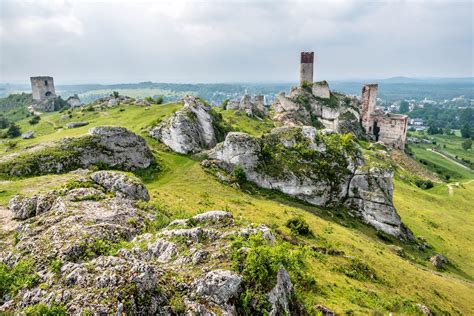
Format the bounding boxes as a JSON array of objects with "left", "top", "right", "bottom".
[
  {"left": 254, "top": 95, "right": 264, "bottom": 108},
  {"left": 299, "top": 52, "right": 314, "bottom": 86},
  {"left": 361, "top": 84, "right": 378, "bottom": 132},
  {"left": 30, "top": 76, "right": 56, "bottom": 101}
]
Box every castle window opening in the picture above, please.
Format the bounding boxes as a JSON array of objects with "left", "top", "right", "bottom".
[
  {"left": 44, "top": 80, "right": 48, "bottom": 86},
  {"left": 45, "top": 91, "right": 52, "bottom": 97},
  {"left": 373, "top": 121, "right": 380, "bottom": 141}
]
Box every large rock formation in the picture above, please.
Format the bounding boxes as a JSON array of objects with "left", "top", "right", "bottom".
[
  {"left": 226, "top": 94, "right": 267, "bottom": 117},
  {"left": 31, "top": 97, "right": 69, "bottom": 112},
  {"left": 203, "top": 126, "right": 413, "bottom": 240},
  {"left": 91, "top": 171, "right": 150, "bottom": 201},
  {"left": 1, "top": 174, "right": 306, "bottom": 314},
  {"left": 0, "top": 126, "right": 154, "bottom": 177},
  {"left": 150, "top": 95, "right": 221, "bottom": 154},
  {"left": 272, "top": 83, "right": 364, "bottom": 138}
]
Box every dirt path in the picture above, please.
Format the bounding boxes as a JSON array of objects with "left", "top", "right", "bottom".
[
  {"left": 0, "top": 205, "right": 18, "bottom": 235},
  {"left": 447, "top": 180, "right": 474, "bottom": 196},
  {"left": 426, "top": 148, "right": 471, "bottom": 170}
]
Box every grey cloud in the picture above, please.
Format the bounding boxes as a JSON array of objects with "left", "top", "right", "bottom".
[{"left": 0, "top": 0, "right": 472, "bottom": 83}]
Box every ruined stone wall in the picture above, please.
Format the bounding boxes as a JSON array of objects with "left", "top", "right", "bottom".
[
  {"left": 299, "top": 52, "right": 314, "bottom": 85},
  {"left": 30, "top": 76, "right": 56, "bottom": 101},
  {"left": 374, "top": 114, "right": 408, "bottom": 149},
  {"left": 360, "top": 84, "right": 377, "bottom": 131},
  {"left": 254, "top": 95, "right": 264, "bottom": 108},
  {"left": 312, "top": 81, "right": 330, "bottom": 99}
]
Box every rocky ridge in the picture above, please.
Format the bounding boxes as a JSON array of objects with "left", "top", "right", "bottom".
[
  {"left": 203, "top": 126, "right": 413, "bottom": 240},
  {"left": 0, "top": 126, "right": 154, "bottom": 177},
  {"left": 225, "top": 94, "right": 268, "bottom": 118},
  {"left": 150, "top": 95, "right": 225, "bottom": 154},
  {"left": 1, "top": 172, "right": 306, "bottom": 315},
  {"left": 272, "top": 83, "right": 364, "bottom": 138}
]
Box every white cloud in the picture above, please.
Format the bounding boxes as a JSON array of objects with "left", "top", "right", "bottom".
[{"left": 0, "top": 0, "right": 472, "bottom": 83}]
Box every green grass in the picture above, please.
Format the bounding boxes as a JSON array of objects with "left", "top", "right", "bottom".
[
  {"left": 410, "top": 146, "right": 474, "bottom": 180},
  {"left": 77, "top": 88, "right": 186, "bottom": 101},
  {"left": 410, "top": 131, "right": 473, "bottom": 162},
  {"left": 216, "top": 108, "right": 275, "bottom": 136},
  {"left": 0, "top": 103, "right": 473, "bottom": 314},
  {"left": 394, "top": 179, "right": 474, "bottom": 277},
  {"left": 0, "top": 102, "right": 182, "bottom": 153}
]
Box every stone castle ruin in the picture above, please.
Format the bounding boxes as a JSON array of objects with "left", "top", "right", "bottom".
[
  {"left": 29, "top": 76, "right": 82, "bottom": 112},
  {"left": 360, "top": 83, "right": 408, "bottom": 149},
  {"left": 295, "top": 51, "right": 408, "bottom": 149},
  {"left": 30, "top": 76, "right": 56, "bottom": 101},
  {"left": 299, "top": 52, "right": 314, "bottom": 85}
]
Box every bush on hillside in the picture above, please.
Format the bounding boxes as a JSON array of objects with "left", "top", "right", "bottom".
[
  {"left": 6, "top": 123, "right": 21, "bottom": 138},
  {"left": 0, "top": 115, "right": 9, "bottom": 129},
  {"left": 232, "top": 166, "right": 247, "bottom": 185},
  {"left": 28, "top": 115, "right": 41, "bottom": 125},
  {"left": 286, "top": 217, "right": 313, "bottom": 236},
  {"left": 415, "top": 179, "right": 434, "bottom": 190}
]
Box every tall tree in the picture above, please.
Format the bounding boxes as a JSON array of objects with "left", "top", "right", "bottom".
[
  {"left": 460, "top": 123, "right": 471, "bottom": 138},
  {"left": 399, "top": 100, "right": 409, "bottom": 114},
  {"left": 462, "top": 139, "right": 472, "bottom": 151}
]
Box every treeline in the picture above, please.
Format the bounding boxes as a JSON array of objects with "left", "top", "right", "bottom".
[
  {"left": 0, "top": 93, "right": 33, "bottom": 112},
  {"left": 409, "top": 105, "right": 473, "bottom": 132}
]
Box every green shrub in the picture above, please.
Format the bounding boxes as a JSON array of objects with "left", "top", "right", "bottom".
[
  {"left": 230, "top": 234, "right": 308, "bottom": 314},
  {"left": 0, "top": 258, "right": 38, "bottom": 297},
  {"left": 0, "top": 115, "right": 9, "bottom": 129},
  {"left": 145, "top": 96, "right": 164, "bottom": 105},
  {"left": 28, "top": 115, "right": 41, "bottom": 125},
  {"left": 23, "top": 303, "right": 66, "bottom": 315},
  {"left": 48, "top": 258, "right": 63, "bottom": 275},
  {"left": 334, "top": 258, "right": 378, "bottom": 282},
  {"left": 209, "top": 108, "right": 233, "bottom": 142},
  {"left": 415, "top": 179, "right": 434, "bottom": 190},
  {"left": 286, "top": 217, "right": 313, "bottom": 236},
  {"left": 232, "top": 166, "right": 247, "bottom": 185},
  {"left": 6, "top": 123, "right": 21, "bottom": 138},
  {"left": 4, "top": 139, "right": 18, "bottom": 150}
]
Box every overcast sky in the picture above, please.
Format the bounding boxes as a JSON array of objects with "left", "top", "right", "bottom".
[{"left": 0, "top": 0, "right": 472, "bottom": 84}]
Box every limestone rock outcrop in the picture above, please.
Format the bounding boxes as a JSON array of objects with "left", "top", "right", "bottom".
[
  {"left": 66, "top": 122, "right": 89, "bottom": 129},
  {"left": 193, "top": 269, "right": 242, "bottom": 311},
  {"left": 267, "top": 268, "right": 295, "bottom": 316},
  {"left": 226, "top": 94, "right": 267, "bottom": 117},
  {"left": 430, "top": 254, "right": 448, "bottom": 269},
  {"left": 66, "top": 95, "right": 82, "bottom": 108},
  {"left": 272, "top": 84, "right": 364, "bottom": 138},
  {"left": 203, "top": 126, "right": 413, "bottom": 240},
  {"left": 8, "top": 195, "right": 38, "bottom": 220},
  {"left": 0, "top": 126, "right": 154, "bottom": 177},
  {"left": 21, "top": 131, "right": 34, "bottom": 139},
  {"left": 2, "top": 178, "right": 307, "bottom": 316},
  {"left": 91, "top": 171, "right": 150, "bottom": 201},
  {"left": 150, "top": 95, "right": 220, "bottom": 154}
]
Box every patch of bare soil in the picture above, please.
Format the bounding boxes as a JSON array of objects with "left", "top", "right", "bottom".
[
  {"left": 0, "top": 205, "right": 18, "bottom": 236},
  {"left": 391, "top": 150, "right": 441, "bottom": 182}
]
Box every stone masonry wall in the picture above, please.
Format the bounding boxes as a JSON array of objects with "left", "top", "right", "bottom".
[
  {"left": 31, "top": 76, "right": 56, "bottom": 101},
  {"left": 299, "top": 52, "right": 314, "bottom": 85},
  {"left": 360, "top": 84, "right": 377, "bottom": 131},
  {"left": 375, "top": 114, "right": 408, "bottom": 149}
]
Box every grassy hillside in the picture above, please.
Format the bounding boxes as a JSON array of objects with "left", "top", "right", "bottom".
[
  {"left": 1, "top": 103, "right": 473, "bottom": 314},
  {"left": 407, "top": 132, "right": 474, "bottom": 181}
]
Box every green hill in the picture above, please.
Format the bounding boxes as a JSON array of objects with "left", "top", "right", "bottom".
[{"left": 0, "top": 102, "right": 473, "bottom": 314}]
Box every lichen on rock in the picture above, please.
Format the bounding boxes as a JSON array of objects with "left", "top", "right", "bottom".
[
  {"left": 149, "top": 95, "right": 226, "bottom": 154},
  {"left": 272, "top": 84, "right": 364, "bottom": 138},
  {"left": 203, "top": 126, "right": 413, "bottom": 240},
  {"left": 0, "top": 126, "right": 154, "bottom": 178}
]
